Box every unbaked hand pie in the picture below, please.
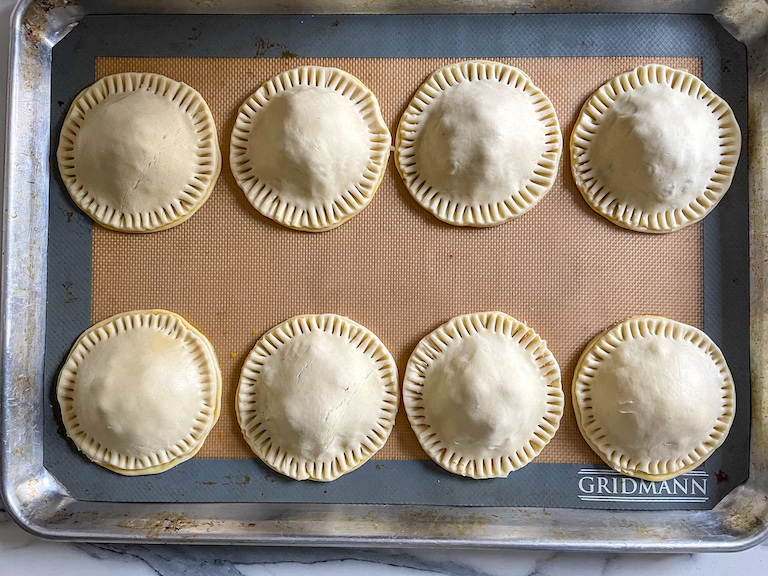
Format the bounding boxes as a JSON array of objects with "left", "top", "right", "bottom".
[
  {"left": 573, "top": 316, "right": 735, "bottom": 480},
  {"left": 395, "top": 60, "right": 562, "bottom": 227},
  {"left": 403, "top": 312, "right": 564, "bottom": 479},
  {"left": 236, "top": 314, "right": 398, "bottom": 481},
  {"left": 57, "top": 310, "right": 222, "bottom": 475},
  {"left": 230, "top": 66, "right": 391, "bottom": 232},
  {"left": 570, "top": 64, "right": 741, "bottom": 233},
  {"left": 57, "top": 73, "right": 221, "bottom": 233}
]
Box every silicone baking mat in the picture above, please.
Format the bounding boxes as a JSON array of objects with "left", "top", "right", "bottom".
[
  {"left": 44, "top": 14, "right": 750, "bottom": 509},
  {"left": 93, "top": 54, "right": 703, "bottom": 465}
]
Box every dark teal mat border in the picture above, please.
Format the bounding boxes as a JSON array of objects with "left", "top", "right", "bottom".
[{"left": 44, "top": 13, "right": 749, "bottom": 510}]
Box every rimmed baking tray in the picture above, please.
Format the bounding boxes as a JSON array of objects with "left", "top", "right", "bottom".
[{"left": 2, "top": 0, "right": 768, "bottom": 550}]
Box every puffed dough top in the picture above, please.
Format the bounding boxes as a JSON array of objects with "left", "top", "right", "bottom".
[
  {"left": 423, "top": 331, "right": 550, "bottom": 455},
  {"left": 57, "top": 73, "right": 221, "bottom": 233},
  {"left": 230, "top": 66, "right": 391, "bottom": 231},
  {"left": 572, "top": 316, "right": 735, "bottom": 480},
  {"left": 236, "top": 314, "right": 398, "bottom": 481},
  {"left": 57, "top": 310, "right": 222, "bottom": 475},
  {"left": 396, "top": 60, "right": 562, "bottom": 227},
  {"left": 570, "top": 64, "right": 741, "bottom": 233},
  {"left": 403, "top": 312, "right": 564, "bottom": 479},
  {"left": 416, "top": 82, "right": 548, "bottom": 204}
]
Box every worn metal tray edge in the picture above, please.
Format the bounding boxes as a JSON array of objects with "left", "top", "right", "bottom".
[{"left": 2, "top": 0, "right": 768, "bottom": 551}]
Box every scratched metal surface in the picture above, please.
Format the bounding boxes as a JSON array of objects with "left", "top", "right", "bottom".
[{"left": 1, "top": 0, "right": 767, "bottom": 550}]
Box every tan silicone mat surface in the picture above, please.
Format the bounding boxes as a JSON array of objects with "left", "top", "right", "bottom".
[{"left": 92, "top": 56, "right": 703, "bottom": 464}]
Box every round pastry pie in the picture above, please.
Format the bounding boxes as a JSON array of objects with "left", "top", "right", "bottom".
[
  {"left": 395, "top": 60, "right": 562, "bottom": 227},
  {"left": 570, "top": 64, "right": 741, "bottom": 233},
  {"left": 230, "top": 66, "right": 391, "bottom": 232},
  {"left": 403, "top": 312, "right": 564, "bottom": 479},
  {"left": 572, "top": 316, "right": 735, "bottom": 480},
  {"left": 236, "top": 314, "right": 398, "bottom": 481},
  {"left": 57, "top": 310, "right": 222, "bottom": 475},
  {"left": 57, "top": 73, "right": 221, "bottom": 233}
]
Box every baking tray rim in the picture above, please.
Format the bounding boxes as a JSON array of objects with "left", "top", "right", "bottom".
[{"left": 3, "top": 0, "right": 768, "bottom": 551}]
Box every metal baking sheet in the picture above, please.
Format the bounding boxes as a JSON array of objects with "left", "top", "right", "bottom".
[{"left": 3, "top": 0, "right": 768, "bottom": 551}]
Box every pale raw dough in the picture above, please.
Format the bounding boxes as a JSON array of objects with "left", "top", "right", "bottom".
[
  {"left": 572, "top": 316, "right": 735, "bottom": 480},
  {"left": 57, "top": 310, "right": 222, "bottom": 475},
  {"left": 236, "top": 314, "right": 398, "bottom": 481},
  {"left": 571, "top": 64, "right": 741, "bottom": 233},
  {"left": 230, "top": 67, "right": 391, "bottom": 232},
  {"left": 58, "top": 73, "right": 221, "bottom": 233},
  {"left": 395, "top": 60, "right": 562, "bottom": 227},
  {"left": 403, "top": 312, "right": 563, "bottom": 479}
]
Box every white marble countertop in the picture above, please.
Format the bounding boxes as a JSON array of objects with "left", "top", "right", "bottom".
[
  {"left": 1, "top": 0, "right": 767, "bottom": 573},
  {"left": 2, "top": 504, "right": 767, "bottom": 575}
]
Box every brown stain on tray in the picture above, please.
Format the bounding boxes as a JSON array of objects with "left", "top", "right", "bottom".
[{"left": 91, "top": 56, "right": 703, "bottom": 464}]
